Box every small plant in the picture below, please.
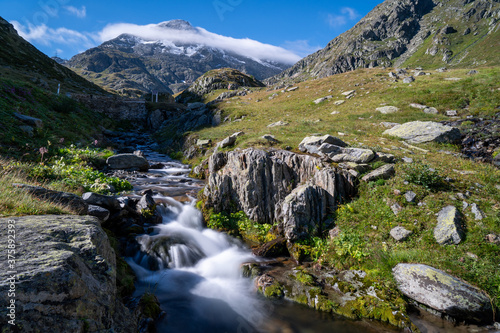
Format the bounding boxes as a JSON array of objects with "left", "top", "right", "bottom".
[
  {"left": 39, "top": 147, "right": 48, "bottom": 162},
  {"left": 333, "top": 230, "right": 370, "bottom": 261},
  {"left": 403, "top": 163, "right": 444, "bottom": 191}
]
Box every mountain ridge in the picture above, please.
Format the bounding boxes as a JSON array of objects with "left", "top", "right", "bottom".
[
  {"left": 266, "top": 0, "right": 500, "bottom": 85},
  {"left": 63, "top": 20, "right": 293, "bottom": 96}
]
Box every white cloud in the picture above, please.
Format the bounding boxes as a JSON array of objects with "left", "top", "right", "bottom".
[
  {"left": 281, "top": 40, "right": 322, "bottom": 58},
  {"left": 98, "top": 22, "right": 302, "bottom": 64},
  {"left": 327, "top": 7, "right": 359, "bottom": 28},
  {"left": 65, "top": 6, "right": 86, "bottom": 19},
  {"left": 11, "top": 21, "right": 96, "bottom": 48}
]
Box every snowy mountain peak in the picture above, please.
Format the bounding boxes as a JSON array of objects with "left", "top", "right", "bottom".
[{"left": 157, "top": 20, "right": 195, "bottom": 32}]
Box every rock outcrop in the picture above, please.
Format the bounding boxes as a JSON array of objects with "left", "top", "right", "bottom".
[
  {"left": 203, "top": 148, "right": 356, "bottom": 241},
  {"left": 0, "top": 215, "right": 136, "bottom": 332},
  {"left": 393, "top": 263, "right": 494, "bottom": 324},
  {"left": 176, "top": 68, "right": 265, "bottom": 103},
  {"left": 383, "top": 121, "right": 461, "bottom": 144}
]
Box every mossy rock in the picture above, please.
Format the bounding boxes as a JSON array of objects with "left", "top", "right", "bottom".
[{"left": 139, "top": 293, "right": 162, "bottom": 319}]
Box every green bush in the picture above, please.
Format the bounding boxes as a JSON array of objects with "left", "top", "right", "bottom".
[
  {"left": 333, "top": 230, "right": 370, "bottom": 261},
  {"left": 403, "top": 163, "right": 444, "bottom": 191},
  {"left": 207, "top": 211, "right": 274, "bottom": 243},
  {"left": 27, "top": 146, "right": 132, "bottom": 193}
]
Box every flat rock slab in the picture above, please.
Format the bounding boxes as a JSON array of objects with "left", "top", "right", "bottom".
[
  {"left": 14, "top": 184, "right": 88, "bottom": 214},
  {"left": 319, "top": 144, "right": 375, "bottom": 163},
  {"left": 390, "top": 226, "right": 412, "bottom": 241},
  {"left": 434, "top": 205, "right": 465, "bottom": 245},
  {"left": 383, "top": 121, "right": 461, "bottom": 144},
  {"left": 361, "top": 164, "right": 395, "bottom": 182},
  {"left": 376, "top": 106, "right": 399, "bottom": 114},
  {"left": 393, "top": 264, "right": 493, "bottom": 324}
]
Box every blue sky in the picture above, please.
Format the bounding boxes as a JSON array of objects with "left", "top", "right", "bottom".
[{"left": 0, "top": 0, "right": 382, "bottom": 62}]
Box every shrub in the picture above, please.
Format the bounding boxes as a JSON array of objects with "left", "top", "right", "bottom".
[{"left": 403, "top": 163, "right": 444, "bottom": 191}]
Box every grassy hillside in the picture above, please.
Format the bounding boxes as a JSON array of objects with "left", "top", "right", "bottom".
[{"left": 177, "top": 66, "right": 500, "bottom": 311}]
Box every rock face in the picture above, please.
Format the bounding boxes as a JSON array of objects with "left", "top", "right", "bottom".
[
  {"left": 383, "top": 121, "right": 461, "bottom": 144},
  {"left": 434, "top": 205, "right": 465, "bottom": 245},
  {"left": 106, "top": 154, "right": 149, "bottom": 171},
  {"left": 0, "top": 215, "right": 135, "bottom": 332},
  {"left": 266, "top": 0, "right": 500, "bottom": 85},
  {"left": 392, "top": 264, "right": 493, "bottom": 324},
  {"left": 204, "top": 148, "right": 356, "bottom": 240}
]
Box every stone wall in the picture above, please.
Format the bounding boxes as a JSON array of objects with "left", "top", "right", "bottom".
[{"left": 73, "top": 94, "right": 148, "bottom": 123}]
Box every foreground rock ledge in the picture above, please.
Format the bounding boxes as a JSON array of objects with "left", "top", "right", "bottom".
[
  {"left": 392, "top": 263, "right": 493, "bottom": 324},
  {"left": 0, "top": 215, "right": 135, "bottom": 332}
]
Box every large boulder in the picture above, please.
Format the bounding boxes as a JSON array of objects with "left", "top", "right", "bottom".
[
  {"left": 361, "top": 164, "right": 396, "bottom": 182},
  {"left": 0, "top": 215, "right": 136, "bottom": 332},
  {"left": 204, "top": 148, "right": 356, "bottom": 230},
  {"left": 106, "top": 154, "right": 149, "bottom": 171},
  {"left": 434, "top": 206, "right": 465, "bottom": 245},
  {"left": 392, "top": 264, "right": 493, "bottom": 324},
  {"left": 299, "top": 135, "right": 347, "bottom": 155},
  {"left": 383, "top": 121, "right": 461, "bottom": 144}
]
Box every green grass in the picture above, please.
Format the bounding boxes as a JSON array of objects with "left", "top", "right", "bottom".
[{"left": 177, "top": 66, "right": 500, "bottom": 313}]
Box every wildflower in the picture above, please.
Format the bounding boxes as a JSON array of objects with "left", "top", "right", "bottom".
[
  {"left": 39, "top": 147, "right": 48, "bottom": 162},
  {"left": 59, "top": 138, "right": 64, "bottom": 143},
  {"left": 93, "top": 140, "right": 98, "bottom": 146}
]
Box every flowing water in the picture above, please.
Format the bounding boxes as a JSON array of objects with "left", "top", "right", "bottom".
[{"left": 124, "top": 147, "right": 486, "bottom": 333}]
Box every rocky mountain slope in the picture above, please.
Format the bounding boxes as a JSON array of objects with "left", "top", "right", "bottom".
[
  {"left": 63, "top": 20, "right": 291, "bottom": 96},
  {"left": 267, "top": 0, "right": 500, "bottom": 85},
  {"left": 0, "top": 17, "right": 106, "bottom": 95}
]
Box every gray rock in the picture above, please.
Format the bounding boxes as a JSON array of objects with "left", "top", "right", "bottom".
[
  {"left": 375, "top": 152, "right": 395, "bottom": 163},
  {"left": 446, "top": 110, "right": 458, "bottom": 116},
  {"left": 405, "top": 191, "right": 417, "bottom": 203},
  {"left": 338, "top": 162, "right": 371, "bottom": 173},
  {"left": 470, "top": 203, "right": 485, "bottom": 220},
  {"left": 485, "top": 234, "right": 500, "bottom": 244},
  {"left": 0, "top": 215, "right": 136, "bottom": 332},
  {"left": 204, "top": 148, "right": 356, "bottom": 228},
  {"left": 391, "top": 203, "right": 403, "bottom": 215},
  {"left": 361, "top": 164, "right": 395, "bottom": 182},
  {"left": 287, "top": 87, "right": 299, "bottom": 92},
  {"left": 262, "top": 134, "right": 278, "bottom": 143},
  {"left": 409, "top": 103, "right": 427, "bottom": 109},
  {"left": 313, "top": 96, "right": 332, "bottom": 104},
  {"left": 403, "top": 76, "right": 415, "bottom": 83},
  {"left": 436, "top": 67, "right": 447, "bottom": 72},
  {"left": 390, "top": 226, "right": 412, "bottom": 241},
  {"left": 402, "top": 157, "right": 414, "bottom": 163},
  {"left": 383, "top": 121, "right": 461, "bottom": 144},
  {"left": 82, "top": 192, "right": 121, "bottom": 211},
  {"left": 342, "top": 90, "right": 356, "bottom": 96},
  {"left": 217, "top": 135, "right": 237, "bottom": 149},
  {"left": 467, "top": 70, "right": 478, "bottom": 75},
  {"left": 393, "top": 263, "right": 493, "bottom": 324},
  {"left": 320, "top": 144, "right": 375, "bottom": 163},
  {"left": 267, "top": 121, "right": 289, "bottom": 128},
  {"left": 424, "top": 107, "right": 439, "bottom": 114},
  {"left": 396, "top": 69, "right": 407, "bottom": 75},
  {"left": 376, "top": 106, "right": 400, "bottom": 114},
  {"left": 13, "top": 112, "right": 43, "bottom": 128},
  {"left": 388, "top": 72, "right": 397, "bottom": 78},
  {"left": 87, "top": 204, "right": 111, "bottom": 222},
  {"left": 196, "top": 139, "right": 211, "bottom": 148},
  {"left": 333, "top": 100, "right": 345, "bottom": 105},
  {"left": 281, "top": 185, "right": 330, "bottom": 241},
  {"left": 19, "top": 125, "right": 34, "bottom": 137},
  {"left": 107, "top": 154, "right": 149, "bottom": 171},
  {"left": 434, "top": 206, "right": 464, "bottom": 245},
  {"left": 13, "top": 184, "right": 88, "bottom": 214},
  {"left": 136, "top": 191, "right": 156, "bottom": 214},
  {"left": 299, "top": 135, "right": 347, "bottom": 154}
]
